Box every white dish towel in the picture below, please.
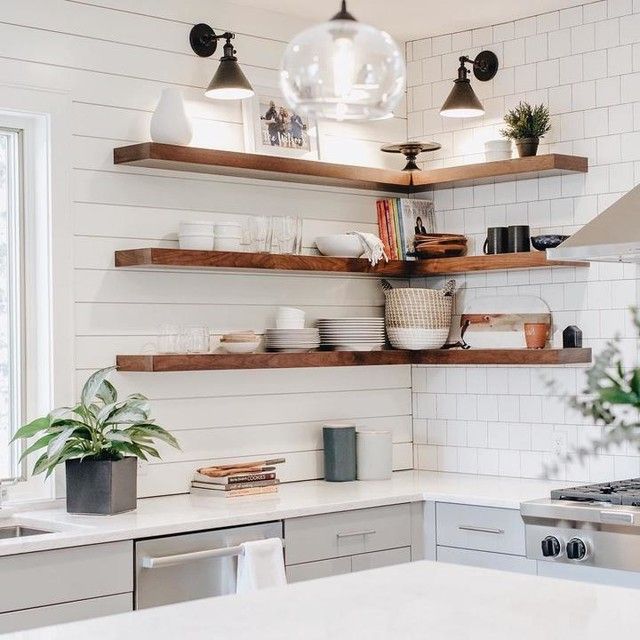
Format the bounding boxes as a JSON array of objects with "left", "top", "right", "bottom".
[
  {"left": 348, "top": 231, "right": 389, "bottom": 266},
  {"left": 236, "top": 538, "right": 287, "bottom": 594}
]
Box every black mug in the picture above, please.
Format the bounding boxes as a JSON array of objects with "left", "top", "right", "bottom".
[
  {"left": 483, "top": 227, "right": 508, "bottom": 254},
  {"left": 507, "top": 225, "right": 530, "bottom": 253}
]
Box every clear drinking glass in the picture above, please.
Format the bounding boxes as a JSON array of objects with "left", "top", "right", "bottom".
[
  {"left": 158, "top": 324, "right": 179, "bottom": 353},
  {"left": 187, "top": 326, "right": 209, "bottom": 353},
  {"left": 270, "top": 216, "right": 298, "bottom": 254},
  {"left": 250, "top": 216, "right": 270, "bottom": 252}
]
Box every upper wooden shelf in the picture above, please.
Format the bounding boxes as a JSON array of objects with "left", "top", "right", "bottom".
[
  {"left": 413, "top": 154, "right": 588, "bottom": 189},
  {"left": 116, "top": 348, "right": 592, "bottom": 372},
  {"left": 114, "top": 248, "right": 587, "bottom": 277},
  {"left": 113, "top": 143, "right": 588, "bottom": 193}
]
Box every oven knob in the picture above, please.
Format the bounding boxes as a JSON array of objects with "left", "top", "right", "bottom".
[
  {"left": 541, "top": 536, "right": 561, "bottom": 558},
  {"left": 566, "top": 538, "right": 587, "bottom": 561}
]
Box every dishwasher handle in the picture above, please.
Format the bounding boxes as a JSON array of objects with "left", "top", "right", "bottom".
[{"left": 142, "top": 544, "right": 246, "bottom": 569}]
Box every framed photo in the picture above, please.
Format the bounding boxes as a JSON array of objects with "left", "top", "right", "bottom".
[{"left": 242, "top": 86, "right": 319, "bottom": 160}]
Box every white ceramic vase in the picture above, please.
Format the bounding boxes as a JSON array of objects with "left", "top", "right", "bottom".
[{"left": 150, "top": 88, "right": 192, "bottom": 145}]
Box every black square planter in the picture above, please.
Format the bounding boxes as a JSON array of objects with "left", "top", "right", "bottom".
[{"left": 65, "top": 457, "right": 137, "bottom": 515}]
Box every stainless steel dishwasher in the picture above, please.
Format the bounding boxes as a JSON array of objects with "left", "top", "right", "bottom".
[{"left": 135, "top": 521, "right": 282, "bottom": 609}]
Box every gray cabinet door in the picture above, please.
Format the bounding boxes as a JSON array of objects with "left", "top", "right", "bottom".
[
  {"left": 0, "top": 541, "right": 133, "bottom": 613},
  {"left": 285, "top": 504, "right": 411, "bottom": 564},
  {"left": 437, "top": 546, "right": 537, "bottom": 575},
  {"left": 0, "top": 594, "right": 132, "bottom": 634},
  {"left": 286, "top": 557, "right": 352, "bottom": 583}
]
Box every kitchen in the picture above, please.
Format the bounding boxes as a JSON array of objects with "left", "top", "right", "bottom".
[{"left": 1, "top": 0, "right": 640, "bottom": 636}]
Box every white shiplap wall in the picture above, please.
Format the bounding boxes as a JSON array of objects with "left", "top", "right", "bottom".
[
  {"left": 407, "top": 0, "right": 640, "bottom": 482},
  {"left": 0, "top": 0, "right": 413, "bottom": 496}
]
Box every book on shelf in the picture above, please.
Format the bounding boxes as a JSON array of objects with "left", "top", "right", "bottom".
[
  {"left": 191, "top": 479, "right": 280, "bottom": 491},
  {"left": 376, "top": 198, "right": 434, "bottom": 260},
  {"left": 193, "top": 470, "right": 277, "bottom": 485},
  {"left": 190, "top": 485, "right": 278, "bottom": 498}
]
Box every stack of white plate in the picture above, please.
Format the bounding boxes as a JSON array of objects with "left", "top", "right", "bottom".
[
  {"left": 317, "top": 318, "right": 386, "bottom": 352},
  {"left": 265, "top": 328, "right": 320, "bottom": 353}
]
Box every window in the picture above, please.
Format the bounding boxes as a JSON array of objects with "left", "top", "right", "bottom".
[
  {"left": 0, "top": 128, "right": 24, "bottom": 483},
  {"left": 0, "top": 86, "right": 73, "bottom": 503}
]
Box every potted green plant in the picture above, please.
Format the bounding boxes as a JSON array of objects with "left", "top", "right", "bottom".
[
  {"left": 12, "top": 367, "right": 179, "bottom": 515},
  {"left": 548, "top": 308, "right": 640, "bottom": 476},
  {"left": 500, "top": 102, "right": 551, "bottom": 157}
]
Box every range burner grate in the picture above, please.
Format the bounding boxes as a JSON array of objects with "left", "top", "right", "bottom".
[{"left": 551, "top": 478, "right": 640, "bottom": 505}]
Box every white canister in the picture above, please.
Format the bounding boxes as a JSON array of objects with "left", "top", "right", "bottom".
[
  {"left": 179, "top": 234, "right": 215, "bottom": 250},
  {"left": 179, "top": 221, "right": 215, "bottom": 236},
  {"left": 484, "top": 139, "right": 512, "bottom": 162},
  {"left": 150, "top": 88, "right": 193, "bottom": 145},
  {"left": 215, "top": 223, "right": 242, "bottom": 238},
  {"left": 356, "top": 430, "right": 392, "bottom": 481},
  {"left": 214, "top": 236, "right": 241, "bottom": 251}
]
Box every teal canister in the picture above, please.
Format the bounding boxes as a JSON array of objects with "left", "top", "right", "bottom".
[{"left": 323, "top": 423, "right": 357, "bottom": 482}]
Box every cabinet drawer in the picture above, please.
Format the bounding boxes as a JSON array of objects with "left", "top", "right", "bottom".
[
  {"left": 436, "top": 503, "right": 525, "bottom": 556},
  {"left": 437, "top": 546, "right": 536, "bottom": 575},
  {"left": 286, "top": 557, "right": 351, "bottom": 583},
  {"left": 351, "top": 547, "right": 411, "bottom": 573},
  {"left": 285, "top": 504, "right": 411, "bottom": 564},
  {"left": 0, "top": 541, "right": 133, "bottom": 613},
  {"left": 0, "top": 593, "right": 133, "bottom": 634}
]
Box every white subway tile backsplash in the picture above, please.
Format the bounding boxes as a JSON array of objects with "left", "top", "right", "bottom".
[
  {"left": 408, "top": 0, "right": 640, "bottom": 482},
  {"left": 595, "top": 17, "right": 621, "bottom": 48},
  {"left": 503, "top": 38, "right": 526, "bottom": 67},
  {"left": 560, "top": 6, "right": 584, "bottom": 28}
]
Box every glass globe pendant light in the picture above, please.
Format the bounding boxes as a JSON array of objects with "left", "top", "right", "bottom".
[{"left": 279, "top": 1, "right": 406, "bottom": 121}]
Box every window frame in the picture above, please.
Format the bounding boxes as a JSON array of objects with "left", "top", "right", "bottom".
[{"left": 0, "top": 85, "right": 73, "bottom": 504}]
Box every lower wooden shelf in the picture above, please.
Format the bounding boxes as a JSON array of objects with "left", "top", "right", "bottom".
[{"left": 116, "top": 348, "right": 592, "bottom": 372}]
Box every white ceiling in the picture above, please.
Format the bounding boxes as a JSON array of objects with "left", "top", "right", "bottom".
[{"left": 230, "top": 0, "right": 586, "bottom": 41}]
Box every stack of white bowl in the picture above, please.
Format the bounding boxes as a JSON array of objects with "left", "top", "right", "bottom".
[
  {"left": 215, "top": 223, "right": 242, "bottom": 251},
  {"left": 317, "top": 318, "right": 386, "bottom": 352},
  {"left": 179, "top": 221, "right": 215, "bottom": 250},
  {"left": 265, "top": 328, "right": 320, "bottom": 352},
  {"left": 484, "top": 140, "right": 512, "bottom": 162},
  {"left": 275, "top": 307, "right": 306, "bottom": 329}
]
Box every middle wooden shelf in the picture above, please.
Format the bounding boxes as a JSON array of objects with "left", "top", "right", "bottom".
[
  {"left": 116, "top": 348, "right": 593, "bottom": 372},
  {"left": 114, "top": 248, "right": 588, "bottom": 277}
]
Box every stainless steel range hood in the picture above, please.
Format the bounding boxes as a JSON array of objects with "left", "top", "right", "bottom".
[{"left": 548, "top": 184, "right": 640, "bottom": 262}]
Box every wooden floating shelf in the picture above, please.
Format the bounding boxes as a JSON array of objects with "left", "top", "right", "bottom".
[
  {"left": 116, "top": 349, "right": 592, "bottom": 372},
  {"left": 113, "top": 143, "right": 587, "bottom": 193},
  {"left": 114, "top": 248, "right": 588, "bottom": 277}
]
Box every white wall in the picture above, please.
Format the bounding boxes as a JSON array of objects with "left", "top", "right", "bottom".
[
  {"left": 0, "top": 0, "right": 413, "bottom": 496},
  {"left": 408, "top": 0, "right": 640, "bottom": 482}
]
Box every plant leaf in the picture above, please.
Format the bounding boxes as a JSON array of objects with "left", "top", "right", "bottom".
[
  {"left": 12, "top": 416, "right": 50, "bottom": 442},
  {"left": 81, "top": 367, "right": 115, "bottom": 408},
  {"left": 128, "top": 424, "right": 180, "bottom": 449},
  {"left": 96, "top": 379, "right": 117, "bottom": 406},
  {"left": 19, "top": 432, "right": 60, "bottom": 461},
  {"left": 46, "top": 427, "right": 76, "bottom": 459}
]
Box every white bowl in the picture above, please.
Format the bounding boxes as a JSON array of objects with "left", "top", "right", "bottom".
[
  {"left": 179, "top": 221, "right": 215, "bottom": 235},
  {"left": 485, "top": 150, "right": 512, "bottom": 162},
  {"left": 179, "top": 234, "right": 215, "bottom": 250},
  {"left": 315, "top": 235, "right": 364, "bottom": 258},
  {"left": 221, "top": 340, "right": 261, "bottom": 354},
  {"left": 387, "top": 327, "right": 449, "bottom": 350},
  {"left": 215, "top": 237, "right": 241, "bottom": 251}
]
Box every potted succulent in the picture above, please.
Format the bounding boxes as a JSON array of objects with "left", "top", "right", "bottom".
[
  {"left": 11, "top": 367, "right": 179, "bottom": 515},
  {"left": 500, "top": 102, "right": 551, "bottom": 157}
]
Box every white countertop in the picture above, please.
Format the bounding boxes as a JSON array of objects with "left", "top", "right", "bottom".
[
  {"left": 0, "top": 471, "right": 570, "bottom": 557},
  {"left": 6, "top": 560, "right": 637, "bottom": 640}
]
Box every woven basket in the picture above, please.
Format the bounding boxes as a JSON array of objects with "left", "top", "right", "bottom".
[{"left": 383, "top": 280, "right": 455, "bottom": 350}]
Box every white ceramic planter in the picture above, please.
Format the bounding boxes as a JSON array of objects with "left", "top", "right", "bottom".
[{"left": 150, "top": 88, "right": 193, "bottom": 145}]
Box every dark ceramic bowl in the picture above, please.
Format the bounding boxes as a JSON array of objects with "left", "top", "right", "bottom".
[{"left": 531, "top": 234, "right": 569, "bottom": 251}]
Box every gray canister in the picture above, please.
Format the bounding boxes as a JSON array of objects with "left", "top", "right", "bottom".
[{"left": 323, "top": 423, "right": 356, "bottom": 482}]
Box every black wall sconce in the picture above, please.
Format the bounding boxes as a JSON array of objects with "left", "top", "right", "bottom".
[
  {"left": 440, "top": 50, "right": 498, "bottom": 118},
  {"left": 189, "top": 23, "right": 254, "bottom": 100}
]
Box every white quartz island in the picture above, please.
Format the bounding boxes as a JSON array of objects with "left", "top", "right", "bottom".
[{"left": 7, "top": 560, "right": 638, "bottom": 640}]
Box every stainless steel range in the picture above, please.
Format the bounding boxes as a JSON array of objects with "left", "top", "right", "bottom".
[{"left": 521, "top": 479, "right": 640, "bottom": 572}]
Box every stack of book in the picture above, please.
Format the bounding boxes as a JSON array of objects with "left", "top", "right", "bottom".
[
  {"left": 190, "top": 458, "right": 284, "bottom": 498},
  {"left": 376, "top": 198, "right": 434, "bottom": 260}
]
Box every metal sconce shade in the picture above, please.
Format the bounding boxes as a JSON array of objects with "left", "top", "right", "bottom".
[
  {"left": 440, "top": 50, "right": 498, "bottom": 118},
  {"left": 440, "top": 79, "right": 485, "bottom": 118},
  {"left": 205, "top": 58, "right": 254, "bottom": 100},
  {"left": 190, "top": 23, "right": 254, "bottom": 101}
]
